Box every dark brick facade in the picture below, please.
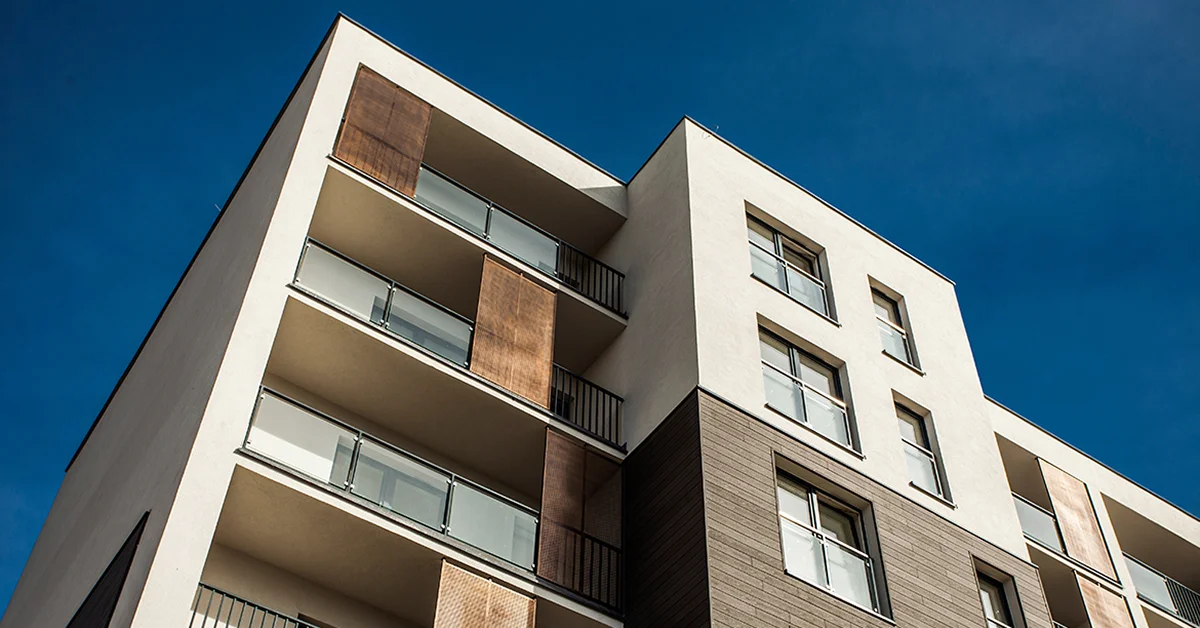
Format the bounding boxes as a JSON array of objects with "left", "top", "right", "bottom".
[{"left": 625, "top": 388, "right": 1055, "bottom": 627}]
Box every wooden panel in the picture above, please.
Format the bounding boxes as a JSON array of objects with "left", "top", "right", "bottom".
[
  {"left": 1040, "top": 459, "right": 1117, "bottom": 578},
  {"left": 470, "top": 257, "right": 556, "bottom": 407},
  {"left": 434, "top": 562, "right": 534, "bottom": 628},
  {"left": 334, "top": 65, "right": 431, "bottom": 197},
  {"left": 538, "top": 430, "right": 586, "bottom": 585},
  {"left": 1077, "top": 574, "right": 1135, "bottom": 628}
]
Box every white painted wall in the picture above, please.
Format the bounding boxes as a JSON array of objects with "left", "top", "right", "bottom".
[
  {"left": 585, "top": 122, "right": 700, "bottom": 449},
  {"left": 679, "top": 119, "right": 1027, "bottom": 555}
]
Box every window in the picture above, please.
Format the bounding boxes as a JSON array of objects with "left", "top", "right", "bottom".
[
  {"left": 896, "top": 404, "right": 945, "bottom": 498},
  {"left": 759, "top": 329, "right": 853, "bottom": 447},
  {"left": 777, "top": 475, "right": 878, "bottom": 612},
  {"left": 872, "top": 289, "right": 913, "bottom": 365},
  {"left": 978, "top": 573, "right": 1015, "bottom": 628},
  {"left": 748, "top": 217, "right": 830, "bottom": 316}
]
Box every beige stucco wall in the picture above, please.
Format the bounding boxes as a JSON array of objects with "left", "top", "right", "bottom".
[
  {"left": 678, "top": 119, "right": 1028, "bottom": 555},
  {"left": 0, "top": 26, "right": 336, "bottom": 628},
  {"left": 200, "top": 545, "right": 417, "bottom": 628},
  {"left": 586, "top": 122, "right": 701, "bottom": 449}
]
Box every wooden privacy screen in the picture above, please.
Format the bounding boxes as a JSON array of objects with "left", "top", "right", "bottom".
[
  {"left": 470, "top": 257, "right": 556, "bottom": 407},
  {"left": 434, "top": 562, "right": 536, "bottom": 628},
  {"left": 1077, "top": 574, "right": 1135, "bottom": 628},
  {"left": 334, "top": 65, "right": 432, "bottom": 197},
  {"left": 1039, "top": 459, "right": 1117, "bottom": 578},
  {"left": 538, "top": 430, "right": 623, "bottom": 609}
]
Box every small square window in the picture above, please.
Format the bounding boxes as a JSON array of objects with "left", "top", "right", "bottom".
[
  {"left": 872, "top": 289, "right": 915, "bottom": 366},
  {"left": 759, "top": 329, "right": 853, "bottom": 448},
  {"left": 747, "top": 216, "right": 831, "bottom": 317},
  {"left": 896, "top": 404, "right": 946, "bottom": 499}
]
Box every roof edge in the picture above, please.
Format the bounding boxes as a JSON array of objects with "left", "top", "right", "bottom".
[
  {"left": 984, "top": 393, "right": 1199, "bottom": 524},
  {"left": 676, "top": 115, "right": 955, "bottom": 286},
  {"left": 334, "top": 13, "right": 626, "bottom": 186}
]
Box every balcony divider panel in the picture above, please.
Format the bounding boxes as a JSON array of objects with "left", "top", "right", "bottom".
[
  {"left": 433, "top": 561, "right": 535, "bottom": 628},
  {"left": 334, "top": 65, "right": 431, "bottom": 196},
  {"left": 470, "top": 256, "right": 556, "bottom": 407},
  {"left": 1039, "top": 460, "right": 1117, "bottom": 579},
  {"left": 538, "top": 429, "right": 623, "bottom": 610},
  {"left": 1077, "top": 573, "right": 1135, "bottom": 628}
]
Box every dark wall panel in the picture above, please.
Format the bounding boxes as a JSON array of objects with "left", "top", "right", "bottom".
[{"left": 66, "top": 512, "right": 149, "bottom": 628}]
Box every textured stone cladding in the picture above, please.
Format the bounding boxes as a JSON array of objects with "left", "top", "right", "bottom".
[{"left": 695, "top": 390, "right": 1055, "bottom": 628}]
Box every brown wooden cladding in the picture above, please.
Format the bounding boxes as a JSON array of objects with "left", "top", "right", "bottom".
[
  {"left": 470, "top": 257, "right": 556, "bottom": 407},
  {"left": 538, "top": 430, "right": 623, "bottom": 609},
  {"left": 1039, "top": 459, "right": 1117, "bottom": 578},
  {"left": 1077, "top": 574, "right": 1135, "bottom": 628},
  {"left": 334, "top": 65, "right": 431, "bottom": 197},
  {"left": 433, "top": 562, "right": 535, "bottom": 628}
]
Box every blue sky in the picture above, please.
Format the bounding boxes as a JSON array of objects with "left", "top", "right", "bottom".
[{"left": 1, "top": 0, "right": 1197, "bottom": 614}]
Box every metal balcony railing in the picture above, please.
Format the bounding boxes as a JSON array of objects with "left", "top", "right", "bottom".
[
  {"left": 244, "top": 388, "right": 540, "bottom": 570},
  {"left": 189, "top": 583, "right": 318, "bottom": 628},
  {"left": 413, "top": 165, "right": 625, "bottom": 316},
  {"left": 1012, "top": 493, "right": 1066, "bottom": 553},
  {"left": 1125, "top": 553, "right": 1200, "bottom": 626},
  {"left": 294, "top": 240, "right": 624, "bottom": 447},
  {"left": 551, "top": 364, "right": 622, "bottom": 449},
  {"left": 540, "top": 521, "right": 623, "bottom": 611}
]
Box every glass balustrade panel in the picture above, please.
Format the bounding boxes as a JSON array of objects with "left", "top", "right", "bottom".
[
  {"left": 825, "top": 541, "right": 874, "bottom": 610},
  {"left": 448, "top": 482, "right": 537, "bottom": 569},
  {"left": 785, "top": 266, "right": 828, "bottom": 315},
  {"left": 246, "top": 394, "right": 356, "bottom": 487},
  {"left": 763, "top": 366, "right": 804, "bottom": 423},
  {"left": 878, "top": 321, "right": 911, "bottom": 363},
  {"left": 351, "top": 440, "right": 451, "bottom": 530},
  {"left": 296, "top": 245, "right": 390, "bottom": 323},
  {"left": 904, "top": 442, "right": 941, "bottom": 495},
  {"left": 781, "top": 518, "right": 827, "bottom": 587},
  {"left": 488, "top": 210, "right": 558, "bottom": 275},
  {"left": 386, "top": 289, "right": 472, "bottom": 366},
  {"left": 802, "top": 388, "right": 851, "bottom": 446},
  {"left": 1125, "top": 557, "right": 1176, "bottom": 612},
  {"left": 750, "top": 245, "right": 787, "bottom": 291},
  {"left": 1012, "top": 497, "right": 1064, "bottom": 552},
  {"left": 414, "top": 169, "right": 489, "bottom": 235}
]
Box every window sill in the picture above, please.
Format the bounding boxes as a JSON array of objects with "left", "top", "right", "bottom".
[
  {"left": 881, "top": 349, "right": 924, "bottom": 375},
  {"left": 751, "top": 274, "right": 841, "bottom": 327},
  {"left": 764, "top": 403, "right": 865, "bottom": 460},
  {"left": 782, "top": 569, "right": 895, "bottom": 625},
  {"left": 909, "top": 481, "right": 956, "bottom": 509}
]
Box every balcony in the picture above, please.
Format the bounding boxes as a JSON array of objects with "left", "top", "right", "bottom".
[
  {"left": 1013, "top": 493, "right": 1066, "bottom": 553},
  {"left": 246, "top": 388, "right": 538, "bottom": 569},
  {"left": 189, "top": 583, "right": 320, "bottom": 628},
  {"left": 291, "top": 239, "right": 622, "bottom": 449},
  {"left": 412, "top": 166, "right": 624, "bottom": 315},
  {"left": 1126, "top": 554, "right": 1200, "bottom": 627}
]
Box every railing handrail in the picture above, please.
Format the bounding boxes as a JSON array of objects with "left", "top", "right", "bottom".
[
  {"left": 543, "top": 519, "right": 623, "bottom": 555},
  {"left": 874, "top": 313, "right": 908, "bottom": 335},
  {"left": 748, "top": 239, "right": 826, "bottom": 288},
  {"left": 418, "top": 164, "right": 627, "bottom": 282},
  {"left": 900, "top": 436, "right": 936, "bottom": 458},
  {"left": 762, "top": 360, "right": 849, "bottom": 409},
  {"left": 778, "top": 512, "right": 872, "bottom": 561},
  {"left": 1012, "top": 493, "right": 1058, "bottom": 519},
  {"left": 191, "top": 583, "right": 320, "bottom": 628},
  {"left": 300, "top": 239, "right": 476, "bottom": 328},
  {"left": 251, "top": 387, "right": 538, "bottom": 519},
  {"left": 552, "top": 363, "right": 624, "bottom": 401}
]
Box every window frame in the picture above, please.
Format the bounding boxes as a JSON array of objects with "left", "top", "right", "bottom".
[
  {"left": 977, "top": 572, "right": 1015, "bottom": 628},
  {"left": 777, "top": 473, "right": 881, "bottom": 613},
  {"left": 759, "top": 329, "right": 855, "bottom": 449},
  {"left": 747, "top": 216, "right": 832, "bottom": 318},
  {"left": 871, "top": 289, "right": 914, "bottom": 366},
  {"left": 895, "top": 403, "right": 946, "bottom": 499}
]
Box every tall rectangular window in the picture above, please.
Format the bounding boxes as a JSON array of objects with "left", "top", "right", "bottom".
[
  {"left": 978, "top": 572, "right": 1016, "bottom": 628},
  {"left": 777, "top": 475, "right": 879, "bottom": 612},
  {"left": 760, "top": 329, "right": 853, "bottom": 447},
  {"left": 872, "top": 289, "right": 914, "bottom": 366},
  {"left": 896, "top": 404, "right": 945, "bottom": 498},
  {"left": 748, "top": 217, "right": 830, "bottom": 316}
]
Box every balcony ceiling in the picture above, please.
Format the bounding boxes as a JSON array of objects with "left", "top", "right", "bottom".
[{"left": 424, "top": 109, "right": 625, "bottom": 255}]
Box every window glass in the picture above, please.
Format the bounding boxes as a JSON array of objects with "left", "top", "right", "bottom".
[
  {"left": 872, "top": 291, "right": 900, "bottom": 325},
  {"left": 747, "top": 220, "right": 776, "bottom": 251},
  {"left": 979, "top": 575, "right": 1013, "bottom": 625},
  {"left": 777, "top": 478, "right": 813, "bottom": 526},
  {"left": 796, "top": 353, "right": 837, "bottom": 397},
  {"left": 782, "top": 244, "right": 816, "bottom": 277},
  {"left": 896, "top": 408, "right": 926, "bottom": 448},
  {"left": 818, "top": 503, "right": 859, "bottom": 549},
  {"left": 759, "top": 333, "right": 792, "bottom": 373}
]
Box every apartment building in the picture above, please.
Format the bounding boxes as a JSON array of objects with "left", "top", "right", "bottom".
[{"left": 3, "top": 13, "right": 1197, "bottom": 628}]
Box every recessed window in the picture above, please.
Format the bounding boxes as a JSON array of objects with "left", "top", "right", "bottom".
[
  {"left": 978, "top": 573, "right": 1015, "bottom": 628},
  {"left": 872, "top": 289, "right": 914, "bottom": 366},
  {"left": 748, "top": 217, "right": 830, "bottom": 317},
  {"left": 759, "top": 329, "right": 853, "bottom": 447},
  {"left": 777, "top": 474, "right": 880, "bottom": 612},
  {"left": 896, "top": 404, "right": 946, "bottom": 498}
]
